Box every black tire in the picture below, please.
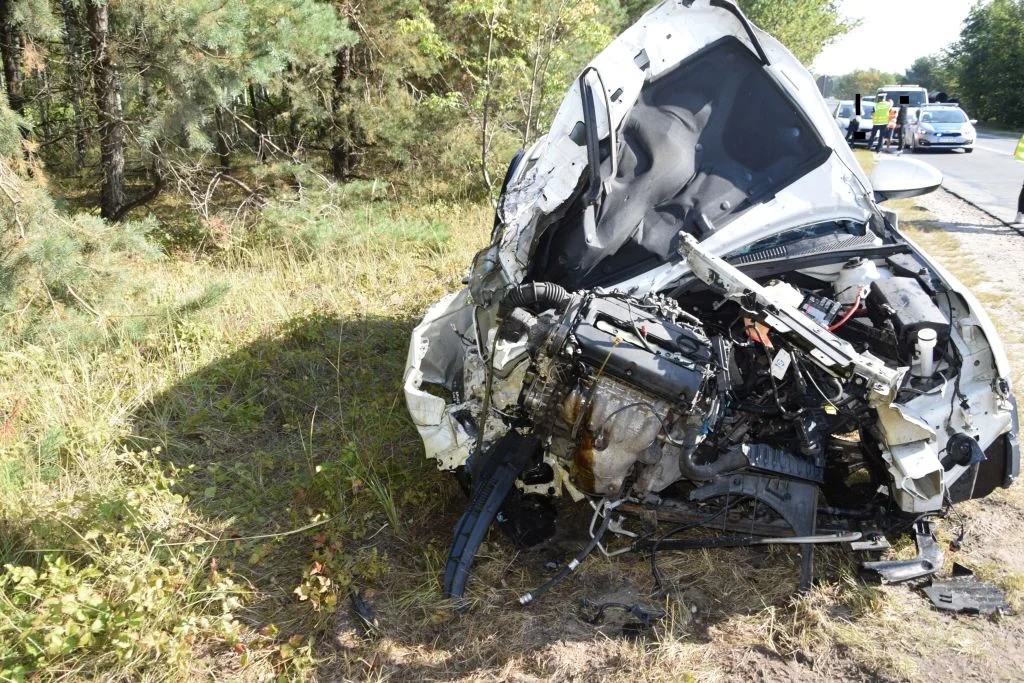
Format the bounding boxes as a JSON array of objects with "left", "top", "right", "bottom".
[{"left": 965, "top": 147, "right": 975, "bottom": 153}]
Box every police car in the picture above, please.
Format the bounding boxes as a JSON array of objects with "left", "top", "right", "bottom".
[{"left": 907, "top": 103, "right": 977, "bottom": 153}]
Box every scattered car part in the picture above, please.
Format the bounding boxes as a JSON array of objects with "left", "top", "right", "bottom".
[
  {"left": 849, "top": 534, "right": 892, "bottom": 553},
  {"left": 861, "top": 520, "right": 943, "bottom": 584},
  {"left": 404, "top": 0, "right": 1018, "bottom": 602},
  {"left": 923, "top": 564, "right": 1013, "bottom": 616},
  {"left": 349, "top": 587, "right": 380, "bottom": 637},
  {"left": 580, "top": 598, "right": 667, "bottom": 630},
  {"left": 443, "top": 431, "right": 540, "bottom": 601}
]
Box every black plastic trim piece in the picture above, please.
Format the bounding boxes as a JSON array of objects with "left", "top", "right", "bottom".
[
  {"left": 578, "top": 69, "right": 602, "bottom": 206},
  {"left": 443, "top": 432, "right": 540, "bottom": 602},
  {"left": 973, "top": 394, "right": 1019, "bottom": 498},
  {"left": 709, "top": 0, "right": 769, "bottom": 65}
]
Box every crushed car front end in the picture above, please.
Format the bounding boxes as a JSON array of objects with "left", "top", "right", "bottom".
[{"left": 403, "top": 0, "right": 1018, "bottom": 601}]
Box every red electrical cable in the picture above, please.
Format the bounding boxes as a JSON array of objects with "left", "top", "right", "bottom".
[{"left": 828, "top": 289, "right": 862, "bottom": 332}]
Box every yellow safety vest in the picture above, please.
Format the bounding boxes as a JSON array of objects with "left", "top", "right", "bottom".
[
  {"left": 1015, "top": 133, "right": 1024, "bottom": 162},
  {"left": 873, "top": 101, "right": 892, "bottom": 126}
]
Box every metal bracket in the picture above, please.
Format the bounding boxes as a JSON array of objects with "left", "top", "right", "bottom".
[{"left": 861, "top": 519, "right": 943, "bottom": 583}]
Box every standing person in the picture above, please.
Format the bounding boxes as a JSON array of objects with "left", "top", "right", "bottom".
[
  {"left": 870, "top": 96, "right": 893, "bottom": 153},
  {"left": 846, "top": 114, "right": 860, "bottom": 145},
  {"left": 895, "top": 102, "right": 908, "bottom": 152},
  {"left": 1016, "top": 132, "right": 1024, "bottom": 223},
  {"left": 883, "top": 104, "right": 898, "bottom": 152}
]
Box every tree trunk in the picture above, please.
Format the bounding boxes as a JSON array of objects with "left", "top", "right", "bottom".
[
  {"left": 86, "top": 0, "right": 125, "bottom": 219},
  {"left": 38, "top": 67, "right": 52, "bottom": 142},
  {"left": 215, "top": 106, "right": 230, "bottom": 170},
  {"left": 479, "top": 9, "right": 498, "bottom": 206},
  {"left": 287, "top": 95, "right": 299, "bottom": 155},
  {"left": 248, "top": 82, "right": 266, "bottom": 163},
  {"left": 0, "top": 0, "right": 26, "bottom": 137},
  {"left": 62, "top": 0, "right": 86, "bottom": 170},
  {"left": 330, "top": 45, "right": 352, "bottom": 180},
  {"left": 111, "top": 142, "right": 164, "bottom": 221}
]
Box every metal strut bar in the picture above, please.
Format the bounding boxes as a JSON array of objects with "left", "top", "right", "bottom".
[
  {"left": 638, "top": 531, "right": 862, "bottom": 550},
  {"left": 677, "top": 231, "right": 901, "bottom": 390}
]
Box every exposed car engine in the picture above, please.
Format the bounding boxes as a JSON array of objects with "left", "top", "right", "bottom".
[
  {"left": 494, "top": 285, "right": 724, "bottom": 498},
  {"left": 402, "top": 0, "right": 1019, "bottom": 604}
]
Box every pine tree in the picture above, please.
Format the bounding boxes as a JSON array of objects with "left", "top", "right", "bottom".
[{"left": 86, "top": 0, "right": 125, "bottom": 219}]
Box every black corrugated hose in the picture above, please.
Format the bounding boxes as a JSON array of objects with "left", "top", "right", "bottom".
[{"left": 502, "top": 282, "right": 572, "bottom": 314}]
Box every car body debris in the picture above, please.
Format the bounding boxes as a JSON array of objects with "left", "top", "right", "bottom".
[
  {"left": 403, "top": 0, "right": 1019, "bottom": 603},
  {"left": 923, "top": 564, "right": 1013, "bottom": 616},
  {"left": 861, "top": 519, "right": 943, "bottom": 584}
]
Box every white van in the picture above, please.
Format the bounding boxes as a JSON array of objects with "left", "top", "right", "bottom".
[{"left": 876, "top": 84, "right": 929, "bottom": 108}]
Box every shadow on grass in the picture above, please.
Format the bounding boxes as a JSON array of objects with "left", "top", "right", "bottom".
[
  {"left": 126, "top": 313, "right": 459, "bottom": 624},
  {"left": 123, "top": 311, "right": 897, "bottom": 681}
]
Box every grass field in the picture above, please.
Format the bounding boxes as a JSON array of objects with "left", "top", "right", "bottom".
[{"left": 1, "top": 156, "right": 1023, "bottom": 681}]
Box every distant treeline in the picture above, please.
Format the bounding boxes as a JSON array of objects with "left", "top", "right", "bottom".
[
  {"left": 827, "top": 0, "right": 1024, "bottom": 127},
  {"left": 0, "top": 0, "right": 850, "bottom": 219}
]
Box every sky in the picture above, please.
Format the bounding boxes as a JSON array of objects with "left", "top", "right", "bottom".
[{"left": 811, "top": 0, "right": 977, "bottom": 76}]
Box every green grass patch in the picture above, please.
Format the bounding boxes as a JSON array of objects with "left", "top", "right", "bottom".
[{"left": 0, "top": 172, "right": 490, "bottom": 678}]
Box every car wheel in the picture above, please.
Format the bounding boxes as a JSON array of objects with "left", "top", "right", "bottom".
[{"left": 965, "top": 147, "right": 974, "bottom": 153}]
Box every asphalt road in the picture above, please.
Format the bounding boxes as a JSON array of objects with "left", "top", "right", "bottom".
[{"left": 902, "top": 129, "right": 1024, "bottom": 223}]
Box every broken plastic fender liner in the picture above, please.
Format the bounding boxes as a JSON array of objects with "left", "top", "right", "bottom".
[{"left": 443, "top": 431, "right": 540, "bottom": 602}]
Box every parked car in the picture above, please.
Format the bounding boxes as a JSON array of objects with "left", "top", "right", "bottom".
[
  {"left": 908, "top": 104, "right": 977, "bottom": 152},
  {"left": 405, "top": 0, "right": 1018, "bottom": 602},
  {"left": 833, "top": 100, "right": 875, "bottom": 146}
]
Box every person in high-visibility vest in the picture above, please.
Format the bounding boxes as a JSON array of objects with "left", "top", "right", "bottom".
[
  {"left": 1015, "top": 133, "right": 1024, "bottom": 222},
  {"left": 870, "top": 97, "right": 893, "bottom": 153}
]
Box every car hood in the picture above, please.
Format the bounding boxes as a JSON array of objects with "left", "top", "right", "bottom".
[
  {"left": 477, "top": 0, "right": 879, "bottom": 299},
  {"left": 922, "top": 122, "right": 966, "bottom": 132}
]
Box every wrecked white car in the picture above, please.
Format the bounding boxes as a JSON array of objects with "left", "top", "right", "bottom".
[{"left": 404, "top": 0, "right": 1018, "bottom": 602}]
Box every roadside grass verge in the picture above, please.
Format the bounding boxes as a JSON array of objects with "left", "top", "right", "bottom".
[
  {"left": 2, "top": 156, "right": 1023, "bottom": 681},
  {"left": 0, "top": 181, "right": 490, "bottom": 679}
]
